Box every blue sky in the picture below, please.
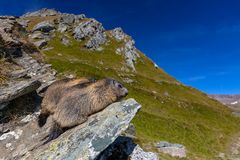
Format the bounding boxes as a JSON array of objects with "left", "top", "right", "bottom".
[{"left": 0, "top": 0, "right": 239, "bottom": 94}]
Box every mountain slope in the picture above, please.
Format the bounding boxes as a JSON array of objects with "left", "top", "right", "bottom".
[{"left": 2, "top": 9, "right": 240, "bottom": 159}]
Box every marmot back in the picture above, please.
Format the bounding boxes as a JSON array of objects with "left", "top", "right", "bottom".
[{"left": 38, "top": 77, "right": 95, "bottom": 127}]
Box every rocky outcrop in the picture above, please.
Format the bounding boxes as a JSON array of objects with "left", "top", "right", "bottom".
[
  {"left": 60, "top": 13, "right": 86, "bottom": 25},
  {"left": 57, "top": 23, "right": 68, "bottom": 33},
  {"left": 0, "top": 16, "right": 24, "bottom": 58},
  {"left": 0, "top": 80, "right": 41, "bottom": 110},
  {"left": 111, "top": 28, "right": 139, "bottom": 71},
  {"left": 155, "top": 141, "right": 186, "bottom": 158},
  {"left": 22, "top": 8, "right": 59, "bottom": 17},
  {"left": 0, "top": 98, "right": 141, "bottom": 160},
  {"left": 14, "top": 53, "right": 56, "bottom": 92},
  {"left": 0, "top": 15, "right": 56, "bottom": 111},
  {"left": 74, "top": 19, "right": 104, "bottom": 40},
  {"left": 85, "top": 31, "right": 106, "bottom": 49},
  {"left": 73, "top": 19, "right": 106, "bottom": 49},
  {"left": 16, "top": 19, "right": 29, "bottom": 28},
  {"left": 32, "top": 21, "right": 55, "bottom": 33},
  {"left": 110, "top": 27, "right": 126, "bottom": 41}
]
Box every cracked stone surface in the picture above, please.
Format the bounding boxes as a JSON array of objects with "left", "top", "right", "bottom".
[{"left": 0, "top": 98, "right": 141, "bottom": 160}]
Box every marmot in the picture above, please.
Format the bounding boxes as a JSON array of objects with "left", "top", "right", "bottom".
[
  {"left": 39, "top": 78, "right": 128, "bottom": 144},
  {"left": 38, "top": 77, "right": 96, "bottom": 127}
]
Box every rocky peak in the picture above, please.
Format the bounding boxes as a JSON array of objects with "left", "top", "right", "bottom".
[
  {"left": 60, "top": 13, "right": 86, "bottom": 25},
  {"left": 17, "top": 8, "right": 141, "bottom": 70},
  {"left": 22, "top": 8, "right": 59, "bottom": 17}
]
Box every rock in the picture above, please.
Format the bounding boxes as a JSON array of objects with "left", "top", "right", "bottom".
[
  {"left": 0, "top": 80, "right": 41, "bottom": 109},
  {"left": 60, "top": 14, "right": 75, "bottom": 24},
  {"left": 20, "top": 113, "right": 39, "bottom": 124},
  {"left": 29, "top": 31, "right": 44, "bottom": 39},
  {"left": 110, "top": 27, "right": 126, "bottom": 41},
  {"left": 73, "top": 19, "right": 105, "bottom": 40},
  {"left": 123, "top": 123, "right": 136, "bottom": 138},
  {"left": 33, "top": 99, "right": 140, "bottom": 160},
  {"left": 97, "top": 136, "right": 158, "bottom": 160},
  {"left": 32, "top": 21, "right": 55, "bottom": 33},
  {"left": 154, "top": 63, "right": 159, "bottom": 68},
  {"left": 122, "top": 77, "right": 134, "bottom": 84},
  {"left": 112, "top": 28, "right": 139, "bottom": 71},
  {"left": 85, "top": 31, "right": 106, "bottom": 49},
  {"left": 155, "top": 141, "right": 186, "bottom": 158},
  {"left": 61, "top": 36, "right": 71, "bottom": 46},
  {"left": 60, "top": 13, "right": 86, "bottom": 25},
  {"left": 74, "top": 14, "right": 86, "bottom": 23},
  {"left": 57, "top": 23, "right": 68, "bottom": 33},
  {"left": 0, "top": 99, "right": 141, "bottom": 159},
  {"left": 73, "top": 19, "right": 107, "bottom": 49},
  {"left": 33, "top": 39, "right": 47, "bottom": 49},
  {"left": 0, "top": 17, "right": 24, "bottom": 58},
  {"left": 22, "top": 8, "right": 58, "bottom": 17},
  {"left": 0, "top": 129, "right": 23, "bottom": 141},
  {"left": 14, "top": 53, "right": 56, "bottom": 92},
  {"left": 16, "top": 19, "right": 29, "bottom": 28},
  {"left": 10, "top": 69, "right": 28, "bottom": 79},
  {"left": 130, "top": 145, "right": 158, "bottom": 160}
]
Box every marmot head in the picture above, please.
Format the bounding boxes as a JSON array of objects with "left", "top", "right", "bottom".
[{"left": 106, "top": 78, "right": 128, "bottom": 100}]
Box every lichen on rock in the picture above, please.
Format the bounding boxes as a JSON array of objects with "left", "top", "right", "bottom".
[{"left": 0, "top": 99, "right": 141, "bottom": 160}]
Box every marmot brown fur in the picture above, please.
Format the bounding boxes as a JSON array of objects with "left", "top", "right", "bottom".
[
  {"left": 38, "top": 77, "right": 96, "bottom": 127},
  {"left": 39, "top": 78, "right": 128, "bottom": 144}
]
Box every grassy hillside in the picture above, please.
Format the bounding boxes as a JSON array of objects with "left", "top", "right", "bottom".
[{"left": 27, "top": 17, "right": 240, "bottom": 159}]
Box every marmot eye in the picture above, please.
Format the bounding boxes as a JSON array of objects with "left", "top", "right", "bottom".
[{"left": 118, "top": 84, "right": 123, "bottom": 88}]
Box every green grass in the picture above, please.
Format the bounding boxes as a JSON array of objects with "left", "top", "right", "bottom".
[{"left": 42, "top": 31, "right": 240, "bottom": 159}]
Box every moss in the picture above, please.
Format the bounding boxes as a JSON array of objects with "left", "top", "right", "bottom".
[{"left": 41, "top": 32, "right": 240, "bottom": 159}]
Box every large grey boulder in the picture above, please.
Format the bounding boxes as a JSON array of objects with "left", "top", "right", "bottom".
[
  {"left": 73, "top": 19, "right": 105, "bottom": 39},
  {"left": 85, "top": 31, "right": 106, "bottom": 49},
  {"left": 57, "top": 23, "right": 68, "bottom": 33},
  {"left": 0, "top": 98, "right": 141, "bottom": 160},
  {"left": 60, "top": 14, "right": 75, "bottom": 24},
  {"left": 73, "top": 19, "right": 106, "bottom": 49},
  {"left": 32, "top": 21, "right": 55, "bottom": 33}
]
